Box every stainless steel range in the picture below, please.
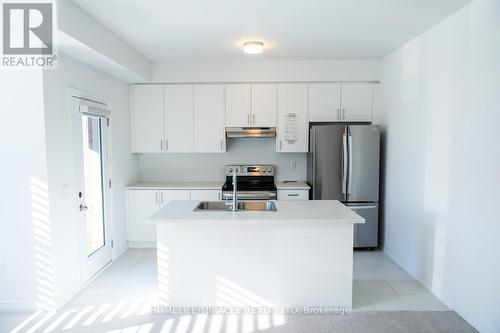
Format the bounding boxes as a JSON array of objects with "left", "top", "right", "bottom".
[{"left": 222, "top": 165, "right": 277, "bottom": 201}]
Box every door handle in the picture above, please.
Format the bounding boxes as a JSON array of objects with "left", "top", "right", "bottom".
[
  {"left": 348, "top": 133, "right": 353, "bottom": 195},
  {"left": 349, "top": 205, "right": 376, "bottom": 210},
  {"left": 342, "top": 132, "right": 348, "bottom": 195},
  {"left": 79, "top": 204, "right": 88, "bottom": 211}
]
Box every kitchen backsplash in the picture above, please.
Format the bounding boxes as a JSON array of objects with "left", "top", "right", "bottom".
[{"left": 138, "top": 138, "right": 307, "bottom": 182}]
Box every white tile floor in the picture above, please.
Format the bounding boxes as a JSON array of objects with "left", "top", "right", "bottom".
[
  {"left": 0, "top": 249, "right": 448, "bottom": 333},
  {"left": 352, "top": 251, "right": 448, "bottom": 311}
]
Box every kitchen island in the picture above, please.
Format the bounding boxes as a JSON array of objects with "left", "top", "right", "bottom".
[{"left": 149, "top": 200, "right": 364, "bottom": 311}]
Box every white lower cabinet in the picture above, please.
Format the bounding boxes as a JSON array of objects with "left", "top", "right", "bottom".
[
  {"left": 127, "top": 189, "right": 190, "bottom": 244},
  {"left": 190, "top": 189, "right": 222, "bottom": 201},
  {"left": 277, "top": 189, "right": 309, "bottom": 200}
]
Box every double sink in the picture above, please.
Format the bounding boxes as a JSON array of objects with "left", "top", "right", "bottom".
[{"left": 194, "top": 200, "right": 277, "bottom": 212}]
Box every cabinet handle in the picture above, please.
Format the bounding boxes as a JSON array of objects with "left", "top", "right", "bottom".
[
  {"left": 160, "top": 192, "right": 164, "bottom": 204},
  {"left": 220, "top": 140, "right": 223, "bottom": 151},
  {"left": 279, "top": 140, "right": 283, "bottom": 150},
  {"left": 218, "top": 192, "right": 221, "bottom": 200},
  {"left": 160, "top": 140, "right": 163, "bottom": 151},
  {"left": 342, "top": 109, "right": 346, "bottom": 119},
  {"left": 337, "top": 109, "right": 341, "bottom": 120},
  {"left": 252, "top": 114, "right": 255, "bottom": 124},
  {"left": 165, "top": 140, "right": 169, "bottom": 151},
  {"left": 247, "top": 114, "right": 251, "bottom": 125},
  {"left": 155, "top": 192, "right": 158, "bottom": 203},
  {"left": 287, "top": 193, "right": 299, "bottom": 197}
]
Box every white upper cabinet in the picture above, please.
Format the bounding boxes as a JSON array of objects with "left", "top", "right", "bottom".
[
  {"left": 277, "top": 83, "right": 309, "bottom": 153},
  {"left": 131, "top": 85, "right": 164, "bottom": 153},
  {"left": 308, "top": 83, "right": 342, "bottom": 122},
  {"left": 194, "top": 84, "right": 225, "bottom": 153},
  {"left": 225, "top": 83, "right": 277, "bottom": 127},
  {"left": 308, "top": 83, "right": 373, "bottom": 122},
  {"left": 340, "top": 83, "right": 373, "bottom": 122},
  {"left": 164, "top": 85, "right": 194, "bottom": 152},
  {"left": 225, "top": 84, "right": 251, "bottom": 127},
  {"left": 251, "top": 84, "right": 277, "bottom": 127}
]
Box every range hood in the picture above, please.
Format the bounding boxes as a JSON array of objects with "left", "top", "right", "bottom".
[{"left": 226, "top": 127, "right": 276, "bottom": 138}]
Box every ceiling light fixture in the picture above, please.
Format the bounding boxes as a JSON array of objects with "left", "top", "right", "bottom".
[{"left": 243, "top": 41, "right": 264, "bottom": 54}]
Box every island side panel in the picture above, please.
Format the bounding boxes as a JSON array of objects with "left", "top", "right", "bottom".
[{"left": 156, "top": 221, "right": 353, "bottom": 310}]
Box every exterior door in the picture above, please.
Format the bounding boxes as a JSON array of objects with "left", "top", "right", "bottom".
[
  {"left": 347, "top": 125, "right": 380, "bottom": 202},
  {"left": 309, "top": 125, "right": 347, "bottom": 201},
  {"left": 73, "top": 97, "right": 112, "bottom": 283}
]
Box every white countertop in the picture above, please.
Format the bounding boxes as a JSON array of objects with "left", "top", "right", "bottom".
[
  {"left": 276, "top": 181, "right": 310, "bottom": 190},
  {"left": 149, "top": 200, "right": 364, "bottom": 224},
  {"left": 127, "top": 181, "right": 309, "bottom": 190},
  {"left": 126, "top": 181, "right": 223, "bottom": 190}
]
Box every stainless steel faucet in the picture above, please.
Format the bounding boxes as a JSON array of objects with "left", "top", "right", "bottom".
[{"left": 231, "top": 170, "right": 238, "bottom": 211}]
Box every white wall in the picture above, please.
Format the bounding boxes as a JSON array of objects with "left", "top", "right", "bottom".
[
  {"left": 376, "top": 0, "right": 500, "bottom": 332},
  {"left": 0, "top": 69, "right": 50, "bottom": 311},
  {"left": 58, "top": 0, "right": 152, "bottom": 82},
  {"left": 153, "top": 60, "right": 379, "bottom": 83},
  {"left": 41, "top": 53, "right": 139, "bottom": 308},
  {"left": 139, "top": 138, "right": 305, "bottom": 182},
  {"left": 0, "top": 53, "right": 138, "bottom": 311}
]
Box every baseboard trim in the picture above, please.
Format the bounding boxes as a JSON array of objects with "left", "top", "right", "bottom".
[{"left": 128, "top": 241, "right": 156, "bottom": 248}]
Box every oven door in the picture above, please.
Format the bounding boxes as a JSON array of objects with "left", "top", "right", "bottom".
[{"left": 223, "top": 191, "right": 277, "bottom": 201}]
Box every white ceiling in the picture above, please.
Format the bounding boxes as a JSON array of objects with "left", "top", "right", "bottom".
[{"left": 72, "top": 0, "right": 472, "bottom": 62}]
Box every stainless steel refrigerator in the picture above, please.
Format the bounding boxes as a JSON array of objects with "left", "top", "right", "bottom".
[{"left": 307, "top": 124, "right": 380, "bottom": 248}]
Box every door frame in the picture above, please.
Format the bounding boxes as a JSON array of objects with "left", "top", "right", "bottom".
[{"left": 69, "top": 88, "right": 114, "bottom": 286}]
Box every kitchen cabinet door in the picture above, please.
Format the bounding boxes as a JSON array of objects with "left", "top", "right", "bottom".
[
  {"left": 308, "top": 83, "right": 342, "bottom": 122},
  {"left": 225, "top": 84, "right": 251, "bottom": 127},
  {"left": 340, "top": 84, "right": 373, "bottom": 122},
  {"left": 277, "top": 84, "right": 309, "bottom": 153},
  {"left": 158, "top": 190, "right": 191, "bottom": 208},
  {"left": 131, "top": 85, "right": 164, "bottom": 153},
  {"left": 251, "top": 83, "right": 277, "bottom": 127},
  {"left": 190, "top": 190, "right": 222, "bottom": 201},
  {"left": 164, "top": 85, "right": 194, "bottom": 152},
  {"left": 194, "top": 84, "right": 225, "bottom": 153},
  {"left": 127, "top": 190, "right": 159, "bottom": 242}
]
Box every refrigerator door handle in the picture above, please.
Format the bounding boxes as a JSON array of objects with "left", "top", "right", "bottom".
[
  {"left": 348, "top": 205, "right": 377, "bottom": 210},
  {"left": 348, "top": 132, "right": 353, "bottom": 195},
  {"left": 342, "top": 132, "right": 348, "bottom": 195}
]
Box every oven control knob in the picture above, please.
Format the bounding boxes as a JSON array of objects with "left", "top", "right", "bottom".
[{"left": 228, "top": 168, "right": 233, "bottom": 173}]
